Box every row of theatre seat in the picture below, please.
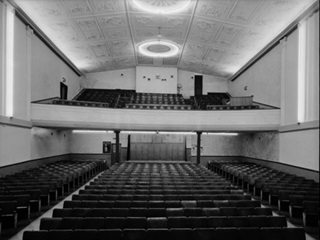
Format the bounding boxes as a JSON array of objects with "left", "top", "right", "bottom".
[
  {"left": 125, "top": 104, "right": 192, "bottom": 110},
  {"left": 207, "top": 160, "right": 319, "bottom": 231},
  {"left": 206, "top": 105, "right": 259, "bottom": 110},
  {"left": 52, "top": 206, "right": 272, "bottom": 217},
  {"left": 23, "top": 161, "right": 307, "bottom": 240},
  {"left": 40, "top": 215, "right": 288, "bottom": 229},
  {"left": 0, "top": 160, "right": 107, "bottom": 236},
  {"left": 52, "top": 99, "right": 109, "bottom": 108},
  {"left": 23, "top": 227, "right": 306, "bottom": 240}
]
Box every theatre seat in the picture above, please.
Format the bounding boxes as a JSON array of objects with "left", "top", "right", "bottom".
[
  {"left": 166, "top": 208, "right": 184, "bottom": 217},
  {"left": 170, "top": 228, "right": 193, "bottom": 240},
  {"left": 283, "top": 227, "right": 306, "bottom": 240},
  {"left": 146, "top": 229, "right": 170, "bottom": 240},
  {"left": 147, "top": 217, "right": 167, "bottom": 228},
  {"left": 267, "top": 216, "right": 287, "bottom": 227},
  {"left": 207, "top": 216, "right": 229, "bottom": 228},
  {"left": 193, "top": 228, "right": 215, "bottom": 240},
  {"left": 23, "top": 230, "right": 48, "bottom": 240},
  {"left": 238, "top": 227, "right": 263, "bottom": 240},
  {"left": 147, "top": 208, "right": 166, "bottom": 217},
  {"left": 214, "top": 228, "right": 238, "bottom": 240},
  {"left": 90, "top": 208, "right": 111, "bottom": 217},
  {"left": 168, "top": 216, "right": 188, "bottom": 229},
  {"left": 46, "top": 230, "right": 74, "bottom": 240},
  {"left": 103, "top": 217, "right": 125, "bottom": 229},
  {"left": 123, "top": 229, "right": 147, "bottom": 240},
  {"left": 125, "top": 217, "right": 147, "bottom": 229},
  {"left": 188, "top": 217, "right": 208, "bottom": 228},
  {"left": 261, "top": 227, "right": 283, "bottom": 240},
  {"left": 83, "top": 217, "right": 105, "bottom": 229},
  {"left": 129, "top": 207, "right": 147, "bottom": 217}
]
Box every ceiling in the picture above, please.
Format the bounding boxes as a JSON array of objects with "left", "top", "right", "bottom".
[{"left": 13, "top": 0, "right": 316, "bottom": 78}]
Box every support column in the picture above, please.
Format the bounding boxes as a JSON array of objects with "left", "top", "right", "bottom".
[
  {"left": 196, "top": 132, "right": 202, "bottom": 164},
  {"left": 115, "top": 130, "right": 120, "bottom": 163}
]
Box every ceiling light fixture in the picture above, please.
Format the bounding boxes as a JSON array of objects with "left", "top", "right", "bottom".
[
  {"left": 132, "top": 0, "right": 191, "bottom": 14},
  {"left": 138, "top": 40, "right": 179, "bottom": 58}
]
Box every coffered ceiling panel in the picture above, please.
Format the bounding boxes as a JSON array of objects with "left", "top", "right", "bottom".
[{"left": 14, "top": 0, "right": 317, "bottom": 78}]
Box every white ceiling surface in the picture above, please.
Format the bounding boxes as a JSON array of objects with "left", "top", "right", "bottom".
[{"left": 14, "top": 0, "right": 316, "bottom": 78}]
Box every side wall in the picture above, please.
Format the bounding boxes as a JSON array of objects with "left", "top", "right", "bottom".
[
  {"left": 31, "top": 32, "right": 81, "bottom": 101},
  {"left": 0, "top": 126, "right": 71, "bottom": 175},
  {"left": 0, "top": 6, "right": 80, "bottom": 171},
  {"left": 228, "top": 44, "right": 281, "bottom": 108},
  {"left": 227, "top": 11, "right": 319, "bottom": 173},
  {"left": 278, "top": 11, "right": 319, "bottom": 171}
]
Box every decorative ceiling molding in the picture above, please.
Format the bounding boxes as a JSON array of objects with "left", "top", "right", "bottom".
[{"left": 13, "top": 0, "right": 318, "bottom": 77}]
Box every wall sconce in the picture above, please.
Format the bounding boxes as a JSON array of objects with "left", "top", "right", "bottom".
[
  {"left": 143, "top": 76, "right": 146, "bottom": 78},
  {"left": 171, "top": 75, "right": 174, "bottom": 78},
  {"left": 120, "top": 73, "right": 124, "bottom": 76},
  {"left": 191, "top": 76, "right": 194, "bottom": 79},
  {"left": 62, "top": 77, "right": 66, "bottom": 82},
  {"left": 148, "top": 78, "right": 151, "bottom": 81},
  {"left": 244, "top": 86, "right": 248, "bottom": 90}
]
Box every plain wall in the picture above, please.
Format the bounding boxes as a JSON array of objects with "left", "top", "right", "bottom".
[
  {"left": 85, "top": 68, "right": 136, "bottom": 90},
  {"left": 0, "top": 126, "right": 71, "bottom": 167},
  {"left": 13, "top": 17, "right": 29, "bottom": 119},
  {"left": 70, "top": 132, "right": 129, "bottom": 153},
  {"left": 0, "top": 2, "right": 3, "bottom": 115},
  {"left": 178, "top": 70, "right": 228, "bottom": 98},
  {"left": 0, "top": 125, "right": 31, "bottom": 167},
  {"left": 240, "top": 132, "right": 279, "bottom": 162},
  {"left": 280, "top": 129, "right": 319, "bottom": 171},
  {"left": 228, "top": 44, "right": 281, "bottom": 107},
  {"left": 190, "top": 134, "right": 241, "bottom": 157},
  {"left": 31, "top": 33, "right": 81, "bottom": 101},
  {"left": 136, "top": 66, "right": 178, "bottom": 94},
  {"left": 282, "top": 30, "right": 299, "bottom": 125},
  {"left": 31, "top": 127, "right": 71, "bottom": 160}
]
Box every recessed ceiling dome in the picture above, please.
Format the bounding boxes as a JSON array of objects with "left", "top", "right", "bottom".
[
  {"left": 139, "top": 40, "right": 179, "bottom": 58},
  {"left": 132, "top": 0, "right": 192, "bottom": 14},
  {"left": 147, "top": 44, "right": 171, "bottom": 53}
]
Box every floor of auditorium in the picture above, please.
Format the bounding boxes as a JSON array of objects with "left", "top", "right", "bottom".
[{"left": 7, "top": 162, "right": 318, "bottom": 240}]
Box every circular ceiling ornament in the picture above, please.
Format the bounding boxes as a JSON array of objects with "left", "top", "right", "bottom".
[
  {"left": 132, "top": 0, "right": 192, "bottom": 14},
  {"left": 138, "top": 40, "right": 179, "bottom": 57}
]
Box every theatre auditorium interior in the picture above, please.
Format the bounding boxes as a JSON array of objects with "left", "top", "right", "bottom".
[{"left": 0, "top": 0, "right": 319, "bottom": 240}]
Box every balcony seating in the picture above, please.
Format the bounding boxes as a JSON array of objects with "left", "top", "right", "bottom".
[
  {"left": 126, "top": 92, "right": 191, "bottom": 110},
  {"left": 207, "top": 105, "right": 259, "bottom": 110},
  {"left": 193, "top": 93, "right": 230, "bottom": 110},
  {"left": 54, "top": 89, "right": 264, "bottom": 111},
  {"left": 52, "top": 99, "right": 109, "bottom": 108}
]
